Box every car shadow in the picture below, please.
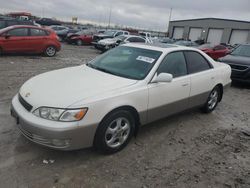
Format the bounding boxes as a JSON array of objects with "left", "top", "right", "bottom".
[{"left": 231, "top": 81, "right": 250, "bottom": 89}]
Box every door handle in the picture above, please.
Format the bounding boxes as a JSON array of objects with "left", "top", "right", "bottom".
[
  {"left": 182, "top": 83, "right": 189, "bottom": 87},
  {"left": 211, "top": 77, "right": 215, "bottom": 80}
]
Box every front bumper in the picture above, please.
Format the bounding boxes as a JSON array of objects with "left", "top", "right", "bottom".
[
  {"left": 11, "top": 95, "right": 97, "bottom": 150},
  {"left": 227, "top": 64, "right": 250, "bottom": 83}
]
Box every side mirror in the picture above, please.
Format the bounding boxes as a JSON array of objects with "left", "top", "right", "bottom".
[{"left": 151, "top": 73, "right": 173, "bottom": 83}]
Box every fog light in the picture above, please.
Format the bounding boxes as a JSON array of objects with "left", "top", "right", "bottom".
[{"left": 52, "top": 139, "right": 70, "bottom": 147}]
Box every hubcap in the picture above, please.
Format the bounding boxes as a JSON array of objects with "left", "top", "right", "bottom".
[
  {"left": 208, "top": 90, "right": 218, "bottom": 109},
  {"left": 77, "top": 40, "right": 82, "bottom": 46},
  {"left": 46, "top": 47, "right": 56, "bottom": 56},
  {"left": 105, "top": 117, "right": 131, "bottom": 148}
]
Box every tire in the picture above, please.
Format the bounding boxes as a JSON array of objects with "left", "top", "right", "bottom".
[
  {"left": 94, "top": 110, "right": 135, "bottom": 154},
  {"left": 76, "top": 39, "right": 83, "bottom": 46},
  {"left": 0, "top": 47, "right": 2, "bottom": 56},
  {"left": 44, "top": 46, "right": 57, "bottom": 57},
  {"left": 201, "top": 86, "right": 221, "bottom": 113}
]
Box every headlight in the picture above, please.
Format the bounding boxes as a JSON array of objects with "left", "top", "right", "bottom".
[{"left": 33, "top": 107, "right": 88, "bottom": 122}]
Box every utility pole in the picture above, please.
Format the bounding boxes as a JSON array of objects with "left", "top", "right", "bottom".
[
  {"left": 167, "top": 8, "right": 173, "bottom": 36},
  {"left": 108, "top": 7, "right": 112, "bottom": 29}
]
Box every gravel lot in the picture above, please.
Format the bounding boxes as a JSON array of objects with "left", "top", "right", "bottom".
[{"left": 0, "top": 44, "right": 249, "bottom": 188}]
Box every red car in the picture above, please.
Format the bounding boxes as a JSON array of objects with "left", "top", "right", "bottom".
[
  {"left": 66, "top": 30, "right": 95, "bottom": 46},
  {"left": 0, "top": 25, "right": 61, "bottom": 57},
  {"left": 199, "top": 44, "right": 230, "bottom": 60}
]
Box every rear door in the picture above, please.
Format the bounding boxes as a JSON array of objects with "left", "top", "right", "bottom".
[
  {"left": 147, "top": 51, "right": 191, "bottom": 123},
  {"left": 184, "top": 51, "right": 216, "bottom": 107},
  {"left": 29, "top": 28, "right": 48, "bottom": 52},
  {"left": 2, "top": 27, "right": 29, "bottom": 52}
]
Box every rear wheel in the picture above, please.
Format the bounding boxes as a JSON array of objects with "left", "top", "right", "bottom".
[
  {"left": 76, "top": 39, "right": 83, "bottom": 46},
  {"left": 94, "top": 110, "right": 135, "bottom": 154},
  {"left": 201, "top": 86, "right": 221, "bottom": 113},
  {"left": 44, "top": 46, "right": 57, "bottom": 57}
]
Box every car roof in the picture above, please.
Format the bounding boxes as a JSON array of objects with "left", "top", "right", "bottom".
[
  {"left": 0, "top": 25, "right": 50, "bottom": 33},
  {"left": 123, "top": 43, "right": 197, "bottom": 52}
]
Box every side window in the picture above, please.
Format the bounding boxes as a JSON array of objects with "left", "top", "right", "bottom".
[
  {"left": 8, "top": 28, "right": 29, "bottom": 36},
  {"left": 184, "top": 51, "right": 211, "bottom": 74},
  {"left": 157, "top": 52, "right": 187, "bottom": 78},
  {"left": 134, "top": 37, "right": 146, "bottom": 43},
  {"left": 30, "top": 29, "right": 47, "bottom": 36},
  {"left": 127, "top": 37, "right": 137, "bottom": 42}
]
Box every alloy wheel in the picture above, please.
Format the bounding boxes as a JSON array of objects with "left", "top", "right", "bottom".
[{"left": 105, "top": 117, "right": 131, "bottom": 148}]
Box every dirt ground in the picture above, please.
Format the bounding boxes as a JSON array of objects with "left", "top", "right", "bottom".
[{"left": 0, "top": 44, "right": 249, "bottom": 188}]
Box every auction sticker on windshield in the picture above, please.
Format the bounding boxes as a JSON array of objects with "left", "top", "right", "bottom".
[{"left": 136, "top": 56, "right": 155, "bottom": 64}]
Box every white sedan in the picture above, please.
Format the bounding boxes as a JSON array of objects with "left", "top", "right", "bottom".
[{"left": 11, "top": 43, "right": 231, "bottom": 153}]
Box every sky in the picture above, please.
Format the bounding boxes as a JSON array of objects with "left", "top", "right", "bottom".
[{"left": 1, "top": 0, "right": 250, "bottom": 31}]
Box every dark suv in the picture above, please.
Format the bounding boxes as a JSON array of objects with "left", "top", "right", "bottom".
[
  {"left": 218, "top": 44, "right": 250, "bottom": 83},
  {"left": 0, "top": 19, "right": 34, "bottom": 29}
]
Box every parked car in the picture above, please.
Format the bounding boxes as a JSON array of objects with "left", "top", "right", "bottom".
[
  {"left": 218, "top": 44, "right": 250, "bottom": 83},
  {"left": 56, "top": 28, "right": 80, "bottom": 42},
  {"left": 198, "top": 44, "right": 230, "bottom": 60},
  {"left": 159, "top": 37, "right": 175, "bottom": 44},
  {"left": 0, "top": 25, "right": 61, "bottom": 56},
  {"left": 174, "top": 40, "right": 199, "bottom": 47},
  {"left": 92, "top": 30, "right": 129, "bottom": 42},
  {"left": 94, "top": 35, "right": 148, "bottom": 52},
  {"left": 11, "top": 43, "right": 231, "bottom": 153},
  {"left": 35, "top": 18, "right": 61, "bottom": 26},
  {"left": 66, "top": 30, "right": 96, "bottom": 45},
  {"left": 0, "top": 18, "right": 35, "bottom": 29}
]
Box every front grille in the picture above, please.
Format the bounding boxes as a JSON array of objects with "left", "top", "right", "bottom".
[
  {"left": 18, "top": 94, "right": 33, "bottom": 112},
  {"left": 228, "top": 64, "right": 249, "bottom": 71}
]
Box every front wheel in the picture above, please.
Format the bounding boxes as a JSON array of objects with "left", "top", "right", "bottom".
[
  {"left": 201, "top": 86, "right": 221, "bottom": 113},
  {"left": 44, "top": 46, "right": 57, "bottom": 57},
  {"left": 76, "top": 39, "right": 83, "bottom": 46},
  {"left": 94, "top": 110, "right": 135, "bottom": 154}
]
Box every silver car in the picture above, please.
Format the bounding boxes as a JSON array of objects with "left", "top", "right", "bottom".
[{"left": 11, "top": 43, "right": 231, "bottom": 153}]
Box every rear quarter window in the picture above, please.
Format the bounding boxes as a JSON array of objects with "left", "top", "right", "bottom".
[{"left": 184, "top": 51, "right": 212, "bottom": 74}]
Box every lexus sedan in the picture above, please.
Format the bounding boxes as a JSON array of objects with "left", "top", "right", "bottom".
[
  {"left": 11, "top": 43, "right": 231, "bottom": 153},
  {"left": 218, "top": 44, "right": 250, "bottom": 83}
]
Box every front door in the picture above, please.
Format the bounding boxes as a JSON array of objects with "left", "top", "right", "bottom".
[
  {"left": 2, "top": 27, "right": 29, "bottom": 53},
  {"left": 147, "top": 51, "right": 191, "bottom": 123}
]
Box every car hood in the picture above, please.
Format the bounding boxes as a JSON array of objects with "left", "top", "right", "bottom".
[
  {"left": 19, "top": 65, "right": 137, "bottom": 109},
  {"left": 219, "top": 55, "right": 250, "bottom": 66}
]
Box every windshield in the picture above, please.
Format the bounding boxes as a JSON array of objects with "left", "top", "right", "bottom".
[
  {"left": 103, "top": 30, "right": 116, "bottom": 36},
  {"left": 231, "top": 45, "right": 250, "bottom": 57},
  {"left": 87, "top": 46, "right": 162, "bottom": 80},
  {"left": 199, "top": 43, "right": 212, "bottom": 49}
]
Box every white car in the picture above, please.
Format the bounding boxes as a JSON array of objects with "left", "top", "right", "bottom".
[
  {"left": 95, "top": 35, "right": 149, "bottom": 52},
  {"left": 11, "top": 43, "right": 231, "bottom": 153}
]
